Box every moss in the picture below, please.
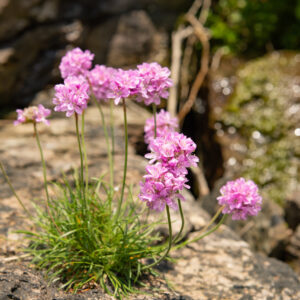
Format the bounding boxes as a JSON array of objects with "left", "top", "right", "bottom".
[{"left": 221, "top": 51, "right": 300, "bottom": 205}]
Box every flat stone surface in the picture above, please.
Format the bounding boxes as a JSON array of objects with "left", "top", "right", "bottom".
[{"left": 0, "top": 103, "right": 300, "bottom": 299}]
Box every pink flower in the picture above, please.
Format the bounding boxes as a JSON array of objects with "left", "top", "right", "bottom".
[
  {"left": 135, "top": 62, "right": 173, "bottom": 106},
  {"left": 53, "top": 76, "right": 89, "bottom": 117},
  {"left": 139, "top": 163, "right": 188, "bottom": 211},
  {"left": 144, "top": 109, "right": 178, "bottom": 145},
  {"left": 106, "top": 69, "right": 140, "bottom": 105},
  {"left": 14, "top": 104, "right": 51, "bottom": 126},
  {"left": 145, "top": 131, "right": 199, "bottom": 175},
  {"left": 59, "top": 47, "right": 94, "bottom": 79},
  {"left": 217, "top": 178, "right": 262, "bottom": 220},
  {"left": 87, "top": 65, "right": 117, "bottom": 101},
  {"left": 140, "top": 131, "right": 198, "bottom": 211}
]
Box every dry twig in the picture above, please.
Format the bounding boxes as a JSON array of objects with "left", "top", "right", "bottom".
[
  {"left": 168, "top": 26, "right": 193, "bottom": 117},
  {"left": 177, "top": 14, "right": 210, "bottom": 122},
  {"left": 0, "top": 253, "right": 30, "bottom": 263},
  {"left": 180, "top": 35, "right": 197, "bottom": 105}
]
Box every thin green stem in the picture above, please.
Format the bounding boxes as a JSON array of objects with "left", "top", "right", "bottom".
[
  {"left": 197, "top": 205, "right": 225, "bottom": 236},
  {"left": 81, "top": 112, "right": 89, "bottom": 193},
  {"left": 75, "top": 114, "right": 85, "bottom": 203},
  {"left": 87, "top": 78, "right": 114, "bottom": 194},
  {"left": 116, "top": 98, "right": 128, "bottom": 218},
  {"left": 173, "top": 214, "right": 227, "bottom": 250},
  {"left": 0, "top": 161, "right": 32, "bottom": 218},
  {"left": 34, "top": 123, "right": 50, "bottom": 204},
  {"left": 152, "top": 104, "right": 157, "bottom": 138},
  {"left": 91, "top": 97, "right": 114, "bottom": 193},
  {"left": 142, "top": 205, "right": 173, "bottom": 270},
  {"left": 109, "top": 100, "right": 115, "bottom": 186},
  {"left": 173, "top": 199, "right": 185, "bottom": 243},
  {"left": 34, "top": 123, "right": 61, "bottom": 233}
]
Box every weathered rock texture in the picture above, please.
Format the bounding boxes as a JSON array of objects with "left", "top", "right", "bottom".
[
  {"left": 0, "top": 0, "right": 193, "bottom": 109},
  {"left": 0, "top": 103, "right": 300, "bottom": 299}
]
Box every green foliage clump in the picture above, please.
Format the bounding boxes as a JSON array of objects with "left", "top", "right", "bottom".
[
  {"left": 21, "top": 175, "right": 163, "bottom": 297},
  {"left": 207, "top": 0, "right": 300, "bottom": 55}
]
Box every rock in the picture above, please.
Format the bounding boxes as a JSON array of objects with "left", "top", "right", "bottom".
[
  {"left": 96, "top": 0, "right": 149, "bottom": 15},
  {"left": 1, "top": 103, "right": 300, "bottom": 299},
  {"left": 287, "top": 225, "right": 300, "bottom": 258},
  {"left": 0, "top": 0, "right": 179, "bottom": 110},
  {"left": 166, "top": 227, "right": 300, "bottom": 299},
  {"left": 107, "top": 10, "right": 168, "bottom": 67},
  {"left": 285, "top": 188, "right": 300, "bottom": 231},
  {"left": 0, "top": 24, "right": 69, "bottom": 108},
  {"left": 0, "top": 0, "right": 59, "bottom": 41}
]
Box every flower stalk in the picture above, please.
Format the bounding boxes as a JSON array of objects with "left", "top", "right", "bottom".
[
  {"left": 142, "top": 205, "right": 173, "bottom": 270},
  {"left": 75, "top": 113, "right": 85, "bottom": 204},
  {"left": 0, "top": 161, "right": 32, "bottom": 218},
  {"left": 116, "top": 98, "right": 128, "bottom": 218},
  {"left": 33, "top": 123, "right": 61, "bottom": 233}
]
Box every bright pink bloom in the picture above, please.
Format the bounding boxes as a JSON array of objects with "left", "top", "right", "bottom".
[
  {"left": 59, "top": 47, "right": 94, "bottom": 79},
  {"left": 139, "top": 163, "right": 188, "bottom": 211},
  {"left": 87, "top": 65, "right": 117, "bottom": 101},
  {"left": 106, "top": 69, "right": 140, "bottom": 105},
  {"left": 145, "top": 131, "right": 199, "bottom": 175},
  {"left": 53, "top": 76, "right": 89, "bottom": 117},
  {"left": 217, "top": 178, "right": 262, "bottom": 220},
  {"left": 140, "top": 131, "right": 198, "bottom": 211},
  {"left": 135, "top": 62, "right": 173, "bottom": 106},
  {"left": 14, "top": 105, "right": 51, "bottom": 126},
  {"left": 144, "top": 109, "right": 178, "bottom": 145}
]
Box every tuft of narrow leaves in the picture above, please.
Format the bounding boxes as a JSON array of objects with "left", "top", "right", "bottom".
[{"left": 20, "top": 173, "right": 164, "bottom": 298}]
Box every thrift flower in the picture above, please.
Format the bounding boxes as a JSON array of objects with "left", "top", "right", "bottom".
[
  {"left": 145, "top": 131, "right": 199, "bottom": 175},
  {"left": 53, "top": 76, "right": 89, "bottom": 117},
  {"left": 140, "top": 130, "right": 198, "bottom": 211},
  {"left": 217, "top": 177, "right": 262, "bottom": 220},
  {"left": 139, "top": 163, "right": 188, "bottom": 211},
  {"left": 59, "top": 47, "right": 94, "bottom": 79},
  {"left": 88, "top": 65, "right": 116, "bottom": 101},
  {"left": 107, "top": 69, "right": 140, "bottom": 105},
  {"left": 14, "top": 105, "right": 51, "bottom": 126},
  {"left": 136, "top": 62, "right": 173, "bottom": 106},
  {"left": 144, "top": 109, "right": 178, "bottom": 145}
]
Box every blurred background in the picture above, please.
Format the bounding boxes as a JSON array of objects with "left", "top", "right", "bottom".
[{"left": 0, "top": 0, "right": 299, "bottom": 274}]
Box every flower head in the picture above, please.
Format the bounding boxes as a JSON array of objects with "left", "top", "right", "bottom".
[
  {"left": 140, "top": 130, "right": 198, "bottom": 211},
  {"left": 144, "top": 109, "right": 178, "bottom": 145},
  {"left": 87, "top": 65, "right": 117, "bottom": 101},
  {"left": 106, "top": 69, "right": 140, "bottom": 105},
  {"left": 145, "top": 131, "right": 199, "bottom": 175},
  {"left": 135, "top": 62, "right": 173, "bottom": 106},
  {"left": 139, "top": 163, "right": 188, "bottom": 211},
  {"left": 217, "top": 178, "right": 262, "bottom": 220},
  {"left": 14, "top": 105, "right": 51, "bottom": 126},
  {"left": 59, "top": 47, "right": 94, "bottom": 79},
  {"left": 53, "top": 75, "right": 89, "bottom": 117}
]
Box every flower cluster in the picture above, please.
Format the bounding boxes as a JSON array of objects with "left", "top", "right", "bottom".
[
  {"left": 14, "top": 105, "right": 51, "bottom": 126},
  {"left": 87, "top": 65, "right": 116, "bottom": 102},
  {"left": 53, "top": 76, "right": 90, "bottom": 117},
  {"left": 217, "top": 177, "right": 262, "bottom": 220},
  {"left": 59, "top": 47, "right": 94, "bottom": 79},
  {"left": 140, "top": 131, "right": 198, "bottom": 211},
  {"left": 106, "top": 69, "right": 141, "bottom": 105},
  {"left": 135, "top": 62, "right": 173, "bottom": 106},
  {"left": 91, "top": 62, "right": 173, "bottom": 106},
  {"left": 54, "top": 48, "right": 173, "bottom": 117},
  {"left": 139, "top": 163, "right": 188, "bottom": 211},
  {"left": 145, "top": 131, "right": 199, "bottom": 175},
  {"left": 144, "top": 109, "right": 178, "bottom": 145}
]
